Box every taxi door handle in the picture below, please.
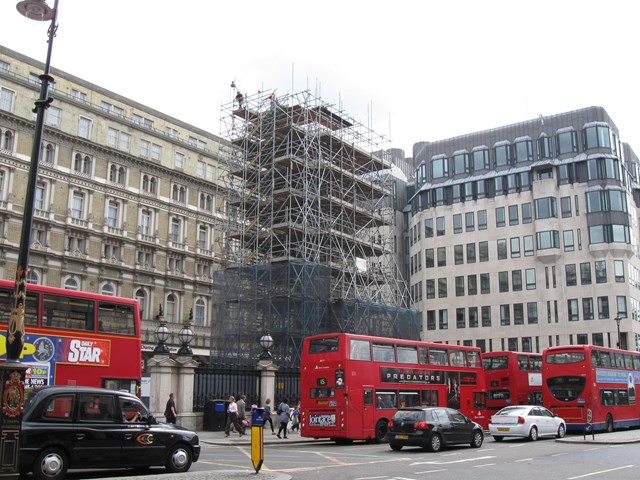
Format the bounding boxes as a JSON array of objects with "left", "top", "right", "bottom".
[
  {"left": 125, "top": 433, "right": 133, "bottom": 440},
  {"left": 76, "top": 434, "right": 85, "bottom": 440}
]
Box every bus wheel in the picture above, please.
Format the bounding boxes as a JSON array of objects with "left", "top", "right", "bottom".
[
  {"left": 374, "top": 419, "right": 388, "bottom": 443},
  {"left": 606, "top": 414, "right": 614, "bottom": 433}
]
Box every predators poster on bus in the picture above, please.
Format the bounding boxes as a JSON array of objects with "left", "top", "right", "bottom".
[{"left": 0, "top": 332, "right": 111, "bottom": 387}]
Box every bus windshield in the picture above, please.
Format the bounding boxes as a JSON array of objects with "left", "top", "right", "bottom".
[{"left": 546, "top": 352, "right": 585, "bottom": 364}]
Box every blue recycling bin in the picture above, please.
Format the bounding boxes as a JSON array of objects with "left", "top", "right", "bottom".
[
  {"left": 251, "top": 407, "right": 265, "bottom": 427},
  {"left": 203, "top": 399, "right": 227, "bottom": 431}
]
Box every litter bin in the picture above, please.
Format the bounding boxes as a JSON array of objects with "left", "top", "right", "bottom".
[{"left": 203, "top": 399, "right": 227, "bottom": 431}]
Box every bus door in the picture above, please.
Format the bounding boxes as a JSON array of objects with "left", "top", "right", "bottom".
[{"left": 361, "top": 387, "right": 375, "bottom": 439}]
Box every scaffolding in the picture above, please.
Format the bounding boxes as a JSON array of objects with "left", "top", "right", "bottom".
[{"left": 212, "top": 89, "right": 419, "bottom": 368}]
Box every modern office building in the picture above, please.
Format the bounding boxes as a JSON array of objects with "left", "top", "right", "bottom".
[
  {"left": 407, "top": 106, "right": 640, "bottom": 353},
  {"left": 0, "top": 45, "right": 227, "bottom": 364}
]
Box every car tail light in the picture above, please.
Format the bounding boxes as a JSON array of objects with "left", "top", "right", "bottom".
[
  {"left": 414, "top": 421, "right": 430, "bottom": 430},
  {"left": 388, "top": 420, "right": 394, "bottom": 428},
  {"left": 518, "top": 416, "right": 525, "bottom": 424}
]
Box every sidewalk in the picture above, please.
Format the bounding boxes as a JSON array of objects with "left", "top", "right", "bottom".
[
  {"left": 555, "top": 428, "right": 640, "bottom": 444},
  {"left": 198, "top": 427, "right": 325, "bottom": 446}
]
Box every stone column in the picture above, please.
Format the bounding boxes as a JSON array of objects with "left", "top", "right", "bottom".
[
  {"left": 146, "top": 354, "right": 177, "bottom": 420},
  {"left": 175, "top": 355, "right": 199, "bottom": 431},
  {"left": 257, "top": 359, "right": 279, "bottom": 425}
]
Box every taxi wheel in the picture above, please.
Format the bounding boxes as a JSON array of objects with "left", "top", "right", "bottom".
[
  {"left": 165, "top": 444, "right": 193, "bottom": 473},
  {"left": 32, "top": 448, "right": 68, "bottom": 480}
]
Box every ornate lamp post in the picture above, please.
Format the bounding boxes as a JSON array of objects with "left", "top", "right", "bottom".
[
  {"left": 153, "top": 305, "right": 170, "bottom": 354},
  {"left": 0, "top": 2, "right": 59, "bottom": 478},
  {"left": 615, "top": 315, "right": 622, "bottom": 349},
  {"left": 259, "top": 332, "right": 274, "bottom": 360},
  {"left": 177, "top": 308, "right": 194, "bottom": 355}
]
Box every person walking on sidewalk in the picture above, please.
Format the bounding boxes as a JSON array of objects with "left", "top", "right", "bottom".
[
  {"left": 290, "top": 405, "right": 300, "bottom": 433},
  {"left": 263, "top": 398, "right": 275, "bottom": 434},
  {"left": 237, "top": 394, "right": 247, "bottom": 435},
  {"left": 224, "top": 395, "right": 244, "bottom": 437},
  {"left": 164, "top": 393, "right": 177, "bottom": 425},
  {"left": 276, "top": 398, "right": 290, "bottom": 439}
]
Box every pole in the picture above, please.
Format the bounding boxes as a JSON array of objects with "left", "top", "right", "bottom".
[{"left": 5, "top": 0, "right": 58, "bottom": 363}]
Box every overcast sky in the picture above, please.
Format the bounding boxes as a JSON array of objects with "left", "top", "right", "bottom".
[{"left": 2, "top": 0, "right": 638, "bottom": 158}]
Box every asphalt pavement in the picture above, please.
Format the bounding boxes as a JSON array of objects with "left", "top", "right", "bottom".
[{"left": 96, "top": 426, "right": 640, "bottom": 480}]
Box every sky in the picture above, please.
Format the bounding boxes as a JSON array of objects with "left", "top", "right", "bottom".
[{"left": 1, "top": 0, "right": 639, "bottom": 158}]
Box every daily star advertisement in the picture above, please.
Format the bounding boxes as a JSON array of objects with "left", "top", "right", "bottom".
[{"left": 0, "top": 332, "right": 111, "bottom": 388}]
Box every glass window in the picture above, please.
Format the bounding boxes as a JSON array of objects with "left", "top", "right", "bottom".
[
  {"left": 437, "top": 247, "right": 446, "bottom": 267},
  {"left": 438, "top": 278, "right": 447, "bottom": 298},
  {"left": 560, "top": 196, "right": 572, "bottom": 217},
  {"left": 500, "top": 304, "right": 510, "bottom": 325},
  {"left": 469, "top": 307, "right": 478, "bottom": 328},
  {"left": 479, "top": 241, "right": 489, "bottom": 262},
  {"left": 453, "top": 214, "right": 462, "bottom": 234},
  {"left": 494, "top": 144, "right": 511, "bottom": 166},
  {"left": 455, "top": 277, "right": 465, "bottom": 297},
  {"left": 482, "top": 306, "right": 491, "bottom": 326},
  {"left": 453, "top": 153, "right": 470, "bottom": 174},
  {"left": 495, "top": 207, "right": 505, "bottom": 227},
  {"left": 456, "top": 307, "right": 465, "bottom": 326},
  {"left": 563, "top": 230, "right": 575, "bottom": 252},
  {"left": 565, "top": 264, "right": 577, "bottom": 286},
  {"left": 525, "top": 268, "right": 536, "bottom": 290},
  {"left": 582, "top": 298, "right": 594, "bottom": 320},
  {"left": 514, "top": 303, "right": 524, "bottom": 324},
  {"left": 522, "top": 203, "right": 532, "bottom": 223},
  {"left": 468, "top": 275, "right": 477, "bottom": 295},
  {"left": 568, "top": 299, "right": 579, "bottom": 321},
  {"left": 426, "top": 249, "right": 434, "bottom": 268},
  {"left": 431, "top": 157, "right": 448, "bottom": 179},
  {"left": 499, "top": 271, "right": 509, "bottom": 292},
  {"left": 597, "top": 296, "right": 609, "bottom": 319},
  {"left": 538, "top": 136, "right": 552, "bottom": 159},
  {"left": 583, "top": 125, "right": 611, "bottom": 149},
  {"left": 436, "top": 217, "right": 445, "bottom": 236},
  {"left": 510, "top": 237, "right": 521, "bottom": 258},
  {"left": 465, "top": 212, "right": 475, "bottom": 232},
  {"left": 424, "top": 218, "right": 433, "bottom": 238},
  {"left": 595, "top": 260, "right": 607, "bottom": 283},
  {"left": 535, "top": 197, "right": 557, "bottom": 219},
  {"left": 349, "top": 339, "right": 371, "bottom": 360},
  {"left": 523, "top": 235, "right": 534, "bottom": 256},
  {"left": 580, "top": 262, "right": 592, "bottom": 285},
  {"left": 481, "top": 273, "right": 490, "bottom": 294},
  {"left": 497, "top": 239, "right": 507, "bottom": 260},
  {"left": 515, "top": 139, "right": 533, "bottom": 162},
  {"left": 372, "top": 343, "right": 395, "bottom": 362},
  {"left": 614, "top": 260, "right": 624, "bottom": 282},
  {"left": 557, "top": 130, "right": 578, "bottom": 155},
  {"left": 527, "top": 302, "right": 538, "bottom": 324},
  {"left": 466, "top": 243, "right": 476, "bottom": 263},
  {"left": 478, "top": 210, "right": 487, "bottom": 230},
  {"left": 472, "top": 149, "right": 489, "bottom": 171},
  {"left": 512, "top": 270, "right": 522, "bottom": 291},
  {"left": 508, "top": 205, "right": 519, "bottom": 225},
  {"left": 454, "top": 245, "right": 464, "bottom": 265},
  {"left": 537, "top": 230, "right": 560, "bottom": 250}
]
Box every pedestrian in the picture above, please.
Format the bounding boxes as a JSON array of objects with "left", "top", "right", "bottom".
[
  {"left": 224, "top": 395, "right": 244, "bottom": 437},
  {"left": 276, "top": 398, "right": 290, "bottom": 439},
  {"left": 164, "top": 393, "right": 177, "bottom": 425},
  {"left": 290, "top": 405, "right": 300, "bottom": 433},
  {"left": 263, "top": 398, "right": 275, "bottom": 434},
  {"left": 237, "top": 394, "right": 247, "bottom": 434},
  {"left": 235, "top": 91, "right": 244, "bottom": 109}
]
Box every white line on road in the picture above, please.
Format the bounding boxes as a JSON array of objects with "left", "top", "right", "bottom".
[
  {"left": 567, "top": 465, "right": 634, "bottom": 479},
  {"left": 552, "top": 453, "right": 568, "bottom": 457},
  {"left": 515, "top": 458, "right": 533, "bottom": 462},
  {"left": 411, "top": 455, "right": 496, "bottom": 466},
  {"left": 414, "top": 469, "right": 446, "bottom": 474},
  {"left": 474, "top": 463, "right": 496, "bottom": 468}
]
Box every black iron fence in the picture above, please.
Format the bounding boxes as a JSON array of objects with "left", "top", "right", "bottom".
[{"left": 193, "top": 364, "right": 300, "bottom": 411}]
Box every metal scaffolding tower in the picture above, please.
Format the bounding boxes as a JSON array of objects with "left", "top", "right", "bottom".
[{"left": 212, "top": 89, "right": 419, "bottom": 368}]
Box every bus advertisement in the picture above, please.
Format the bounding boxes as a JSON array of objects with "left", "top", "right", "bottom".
[
  {"left": 300, "top": 333, "right": 488, "bottom": 443},
  {"left": 0, "top": 280, "right": 141, "bottom": 393},
  {"left": 483, "top": 351, "right": 542, "bottom": 414},
  {"left": 542, "top": 345, "right": 640, "bottom": 432}
]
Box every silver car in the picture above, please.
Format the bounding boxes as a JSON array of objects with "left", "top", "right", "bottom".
[{"left": 488, "top": 405, "right": 566, "bottom": 441}]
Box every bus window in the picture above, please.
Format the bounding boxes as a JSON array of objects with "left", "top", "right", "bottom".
[
  {"left": 599, "top": 350, "right": 612, "bottom": 367},
  {"left": 397, "top": 345, "right": 418, "bottom": 364},
  {"left": 467, "top": 351, "right": 482, "bottom": 368},
  {"left": 449, "top": 350, "right": 466, "bottom": 367},
  {"left": 363, "top": 389, "right": 373, "bottom": 406},
  {"left": 546, "top": 352, "right": 584, "bottom": 364},
  {"left": 634, "top": 356, "right": 640, "bottom": 370},
  {"left": 623, "top": 354, "right": 633, "bottom": 369},
  {"left": 484, "top": 355, "right": 508, "bottom": 370},
  {"left": 429, "top": 348, "right": 448, "bottom": 366},
  {"left": 530, "top": 356, "right": 542, "bottom": 371},
  {"left": 349, "top": 339, "right": 371, "bottom": 361},
  {"left": 372, "top": 343, "right": 395, "bottom": 362},
  {"left": 376, "top": 392, "right": 396, "bottom": 409},
  {"left": 310, "top": 388, "right": 335, "bottom": 399},
  {"left": 398, "top": 391, "right": 420, "bottom": 408},
  {"left": 418, "top": 346, "right": 429, "bottom": 365},
  {"left": 421, "top": 389, "right": 439, "bottom": 406},
  {"left": 98, "top": 302, "right": 136, "bottom": 336},
  {"left": 43, "top": 295, "right": 94, "bottom": 331},
  {"left": 309, "top": 336, "right": 339, "bottom": 353},
  {"left": 617, "top": 389, "right": 629, "bottom": 405},
  {"left": 474, "top": 391, "right": 487, "bottom": 410},
  {"left": 614, "top": 352, "right": 625, "bottom": 368},
  {"left": 601, "top": 389, "right": 614, "bottom": 406},
  {"left": 0, "top": 288, "right": 39, "bottom": 326},
  {"left": 517, "top": 355, "right": 529, "bottom": 370}
]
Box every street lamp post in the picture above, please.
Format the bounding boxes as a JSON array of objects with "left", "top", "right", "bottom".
[
  {"left": 615, "top": 316, "right": 622, "bottom": 349},
  {"left": 0, "top": 2, "right": 59, "bottom": 478}
]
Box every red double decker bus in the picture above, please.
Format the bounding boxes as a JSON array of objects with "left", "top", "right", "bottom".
[
  {"left": 300, "top": 333, "right": 488, "bottom": 443},
  {"left": 542, "top": 345, "right": 640, "bottom": 432},
  {"left": 0, "top": 280, "right": 141, "bottom": 393},
  {"left": 483, "top": 351, "right": 542, "bottom": 415}
]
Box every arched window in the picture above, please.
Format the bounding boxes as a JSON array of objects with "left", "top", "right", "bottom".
[
  {"left": 194, "top": 298, "right": 206, "bottom": 326},
  {"left": 101, "top": 283, "right": 115, "bottom": 296},
  {"left": 166, "top": 294, "right": 176, "bottom": 323},
  {"left": 27, "top": 269, "right": 40, "bottom": 284},
  {"left": 82, "top": 155, "right": 92, "bottom": 174},
  {"left": 44, "top": 143, "right": 55, "bottom": 164},
  {"left": 64, "top": 277, "right": 79, "bottom": 290},
  {"left": 135, "top": 288, "right": 147, "bottom": 320},
  {"left": 2, "top": 130, "right": 13, "bottom": 151},
  {"left": 74, "top": 153, "right": 83, "bottom": 172}
]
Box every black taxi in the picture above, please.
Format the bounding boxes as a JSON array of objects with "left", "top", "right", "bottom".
[{"left": 20, "top": 386, "right": 200, "bottom": 480}]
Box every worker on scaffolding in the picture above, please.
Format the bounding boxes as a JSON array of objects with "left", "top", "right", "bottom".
[{"left": 236, "top": 91, "right": 245, "bottom": 109}]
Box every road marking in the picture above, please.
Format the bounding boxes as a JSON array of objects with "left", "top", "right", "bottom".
[
  {"left": 515, "top": 458, "right": 533, "bottom": 462},
  {"left": 508, "top": 444, "right": 527, "bottom": 448},
  {"left": 414, "top": 469, "right": 446, "bottom": 474},
  {"left": 354, "top": 477, "right": 387, "bottom": 480},
  {"left": 552, "top": 453, "right": 568, "bottom": 457},
  {"left": 567, "top": 465, "right": 634, "bottom": 479},
  {"left": 584, "top": 447, "right": 600, "bottom": 452},
  {"left": 474, "top": 463, "right": 496, "bottom": 468},
  {"left": 411, "top": 455, "right": 496, "bottom": 466}
]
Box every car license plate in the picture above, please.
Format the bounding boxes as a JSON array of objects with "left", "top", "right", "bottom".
[
  {"left": 395, "top": 434, "right": 409, "bottom": 439},
  {"left": 497, "top": 427, "right": 510, "bottom": 432}
]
